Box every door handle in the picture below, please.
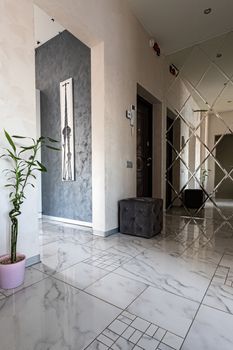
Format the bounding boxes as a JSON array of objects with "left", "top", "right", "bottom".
[{"left": 147, "top": 157, "right": 152, "bottom": 161}]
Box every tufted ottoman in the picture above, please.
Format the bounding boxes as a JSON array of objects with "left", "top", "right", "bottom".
[{"left": 119, "top": 197, "right": 163, "bottom": 238}]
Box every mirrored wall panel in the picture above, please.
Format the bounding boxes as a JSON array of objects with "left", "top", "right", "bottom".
[{"left": 165, "top": 31, "right": 233, "bottom": 221}]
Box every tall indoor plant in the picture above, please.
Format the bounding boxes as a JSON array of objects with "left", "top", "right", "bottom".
[{"left": 0, "top": 130, "right": 59, "bottom": 289}]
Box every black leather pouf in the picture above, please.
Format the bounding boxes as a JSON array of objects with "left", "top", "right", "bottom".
[
  {"left": 183, "top": 189, "right": 204, "bottom": 209},
  {"left": 119, "top": 197, "right": 163, "bottom": 238}
]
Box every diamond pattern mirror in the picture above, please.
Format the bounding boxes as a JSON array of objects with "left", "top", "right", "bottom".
[{"left": 165, "top": 31, "right": 233, "bottom": 221}]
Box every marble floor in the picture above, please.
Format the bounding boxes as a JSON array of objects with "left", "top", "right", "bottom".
[{"left": 1, "top": 215, "right": 233, "bottom": 349}]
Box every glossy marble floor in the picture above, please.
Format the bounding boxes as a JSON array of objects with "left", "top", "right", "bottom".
[{"left": 1, "top": 215, "right": 233, "bottom": 349}]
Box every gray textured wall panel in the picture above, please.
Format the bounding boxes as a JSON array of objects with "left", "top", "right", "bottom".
[{"left": 36, "top": 30, "right": 92, "bottom": 222}]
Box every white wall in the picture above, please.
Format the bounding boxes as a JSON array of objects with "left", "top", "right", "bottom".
[
  {"left": 0, "top": 1, "right": 39, "bottom": 258},
  {"left": 35, "top": 0, "right": 165, "bottom": 234}
]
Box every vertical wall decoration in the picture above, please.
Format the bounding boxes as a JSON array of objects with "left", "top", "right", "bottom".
[
  {"left": 60, "top": 77, "right": 75, "bottom": 181},
  {"left": 36, "top": 30, "right": 92, "bottom": 222}
]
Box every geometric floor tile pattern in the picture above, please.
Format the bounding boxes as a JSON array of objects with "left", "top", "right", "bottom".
[
  {"left": 127, "top": 287, "right": 199, "bottom": 338},
  {"left": 84, "top": 251, "right": 132, "bottom": 272},
  {"left": 86, "top": 310, "right": 184, "bottom": 350},
  {"left": 1, "top": 216, "right": 233, "bottom": 349},
  {"left": 203, "top": 253, "right": 233, "bottom": 314}
]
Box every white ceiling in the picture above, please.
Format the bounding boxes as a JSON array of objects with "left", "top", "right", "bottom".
[
  {"left": 34, "top": 5, "right": 65, "bottom": 48},
  {"left": 127, "top": 0, "right": 233, "bottom": 54}
]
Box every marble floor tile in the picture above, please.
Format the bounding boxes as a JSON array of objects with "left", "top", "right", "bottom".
[
  {"left": 40, "top": 221, "right": 94, "bottom": 246},
  {"left": 127, "top": 286, "right": 199, "bottom": 337},
  {"left": 106, "top": 241, "right": 146, "bottom": 258},
  {"left": 85, "top": 234, "right": 154, "bottom": 252},
  {"left": 53, "top": 262, "right": 109, "bottom": 290},
  {"left": 0, "top": 293, "right": 6, "bottom": 300},
  {"left": 162, "top": 332, "right": 183, "bottom": 350},
  {"left": 203, "top": 255, "right": 233, "bottom": 314},
  {"left": 149, "top": 238, "right": 189, "bottom": 256},
  {"left": 84, "top": 236, "right": 121, "bottom": 251},
  {"left": 85, "top": 272, "right": 148, "bottom": 308},
  {"left": 0, "top": 267, "right": 47, "bottom": 297},
  {"left": 39, "top": 229, "right": 60, "bottom": 246},
  {"left": 2, "top": 215, "right": 233, "bottom": 349},
  {"left": 84, "top": 251, "right": 132, "bottom": 272},
  {"left": 203, "top": 279, "right": 233, "bottom": 314},
  {"left": 39, "top": 239, "right": 89, "bottom": 259},
  {"left": 181, "top": 246, "right": 223, "bottom": 265},
  {"left": 88, "top": 310, "right": 185, "bottom": 350},
  {"left": 220, "top": 253, "right": 233, "bottom": 270},
  {"left": 115, "top": 248, "right": 216, "bottom": 302},
  {"left": 85, "top": 340, "right": 108, "bottom": 349},
  {"left": 182, "top": 305, "right": 233, "bottom": 350},
  {"left": 55, "top": 229, "right": 95, "bottom": 245},
  {"left": 34, "top": 240, "right": 101, "bottom": 274},
  {"left": 0, "top": 277, "right": 121, "bottom": 350}
]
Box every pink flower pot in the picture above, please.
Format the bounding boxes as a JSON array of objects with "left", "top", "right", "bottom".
[{"left": 0, "top": 254, "right": 26, "bottom": 289}]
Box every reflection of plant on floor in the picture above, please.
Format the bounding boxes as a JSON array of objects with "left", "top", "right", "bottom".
[
  {"left": 0, "top": 131, "right": 59, "bottom": 264},
  {"left": 200, "top": 168, "right": 211, "bottom": 188}
]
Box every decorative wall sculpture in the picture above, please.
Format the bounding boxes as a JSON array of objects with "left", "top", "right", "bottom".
[{"left": 60, "top": 77, "right": 75, "bottom": 181}]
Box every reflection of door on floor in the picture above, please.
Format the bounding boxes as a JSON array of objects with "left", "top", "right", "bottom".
[
  {"left": 137, "top": 96, "right": 153, "bottom": 197},
  {"left": 215, "top": 134, "right": 233, "bottom": 199}
]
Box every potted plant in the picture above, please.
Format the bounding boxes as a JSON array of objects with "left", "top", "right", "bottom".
[
  {"left": 200, "top": 168, "right": 211, "bottom": 189},
  {"left": 0, "top": 130, "right": 59, "bottom": 289}
]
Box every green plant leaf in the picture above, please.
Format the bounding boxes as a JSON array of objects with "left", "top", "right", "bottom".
[
  {"left": 47, "top": 137, "right": 59, "bottom": 143},
  {"left": 12, "top": 135, "right": 26, "bottom": 139},
  {"left": 36, "top": 161, "right": 47, "bottom": 172},
  {"left": 4, "top": 130, "right": 16, "bottom": 153},
  {"left": 6, "top": 149, "right": 20, "bottom": 161},
  {"left": 46, "top": 145, "right": 60, "bottom": 151},
  {"left": 27, "top": 183, "right": 35, "bottom": 188},
  {"left": 20, "top": 145, "right": 35, "bottom": 151}
]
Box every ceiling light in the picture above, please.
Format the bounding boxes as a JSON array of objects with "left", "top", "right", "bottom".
[{"left": 204, "top": 8, "right": 212, "bottom": 15}]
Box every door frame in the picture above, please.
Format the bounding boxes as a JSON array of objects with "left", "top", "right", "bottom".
[
  {"left": 137, "top": 84, "right": 163, "bottom": 199},
  {"left": 214, "top": 133, "right": 233, "bottom": 200}
]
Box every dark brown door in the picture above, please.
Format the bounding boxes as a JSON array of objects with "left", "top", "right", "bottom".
[
  {"left": 215, "top": 134, "right": 233, "bottom": 199},
  {"left": 137, "top": 96, "right": 153, "bottom": 197}
]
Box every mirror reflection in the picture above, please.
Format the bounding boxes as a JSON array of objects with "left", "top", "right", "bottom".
[{"left": 165, "top": 31, "right": 233, "bottom": 221}]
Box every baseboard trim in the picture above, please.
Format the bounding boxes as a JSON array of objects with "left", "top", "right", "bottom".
[
  {"left": 93, "top": 227, "right": 119, "bottom": 237},
  {"left": 26, "top": 254, "right": 41, "bottom": 267},
  {"left": 42, "top": 215, "right": 93, "bottom": 228}
]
